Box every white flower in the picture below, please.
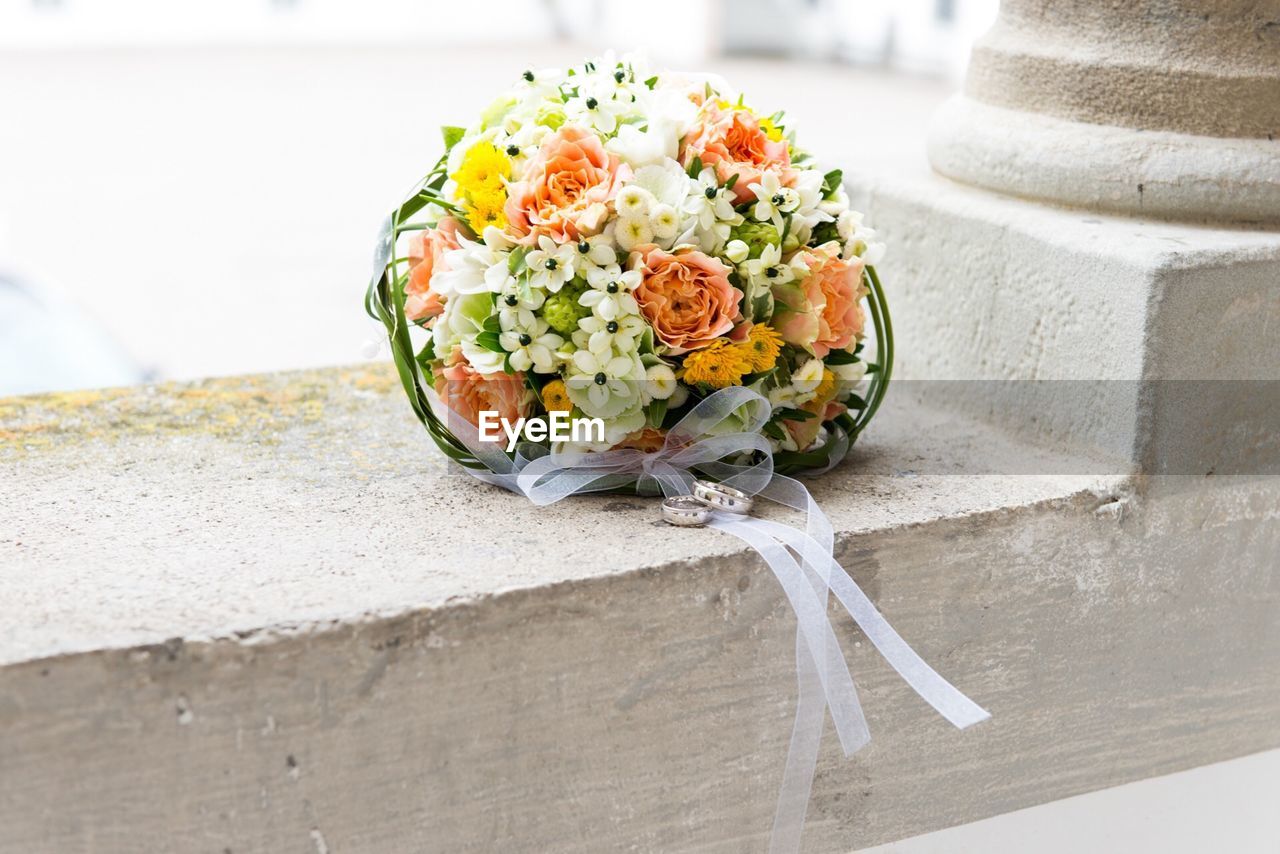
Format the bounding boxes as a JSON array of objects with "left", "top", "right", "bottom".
[
  {"left": 524, "top": 235, "right": 578, "bottom": 293},
  {"left": 607, "top": 123, "right": 676, "bottom": 169},
  {"left": 685, "top": 168, "right": 738, "bottom": 230},
  {"left": 768, "top": 383, "right": 800, "bottom": 409},
  {"left": 566, "top": 347, "right": 646, "bottom": 418},
  {"left": 497, "top": 275, "right": 545, "bottom": 312},
  {"left": 667, "top": 382, "right": 690, "bottom": 408},
  {"left": 580, "top": 265, "right": 641, "bottom": 321},
  {"left": 574, "top": 313, "right": 646, "bottom": 356},
  {"left": 631, "top": 160, "right": 689, "bottom": 208},
  {"left": 434, "top": 230, "right": 513, "bottom": 297},
  {"left": 792, "top": 358, "right": 826, "bottom": 395},
  {"left": 645, "top": 364, "right": 677, "bottom": 400},
  {"left": 786, "top": 169, "right": 833, "bottom": 243},
  {"left": 838, "top": 210, "right": 887, "bottom": 264},
  {"left": 615, "top": 185, "right": 653, "bottom": 219},
  {"left": 649, "top": 204, "right": 680, "bottom": 241},
  {"left": 830, "top": 360, "right": 868, "bottom": 395},
  {"left": 615, "top": 216, "right": 654, "bottom": 252},
  {"left": 724, "top": 239, "right": 750, "bottom": 264},
  {"left": 498, "top": 308, "right": 563, "bottom": 373},
  {"left": 571, "top": 232, "right": 618, "bottom": 270},
  {"left": 564, "top": 79, "right": 631, "bottom": 135},
  {"left": 742, "top": 243, "right": 794, "bottom": 290},
  {"left": 679, "top": 167, "right": 743, "bottom": 254},
  {"left": 749, "top": 170, "right": 800, "bottom": 230}
]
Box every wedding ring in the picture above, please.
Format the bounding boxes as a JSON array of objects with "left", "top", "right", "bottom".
[
  {"left": 661, "top": 495, "right": 713, "bottom": 527},
  {"left": 693, "top": 479, "right": 754, "bottom": 515}
]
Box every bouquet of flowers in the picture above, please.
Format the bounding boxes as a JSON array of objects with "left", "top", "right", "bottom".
[{"left": 366, "top": 54, "right": 891, "bottom": 482}]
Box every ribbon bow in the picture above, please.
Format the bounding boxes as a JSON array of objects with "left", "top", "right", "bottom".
[{"left": 435, "top": 387, "right": 989, "bottom": 852}]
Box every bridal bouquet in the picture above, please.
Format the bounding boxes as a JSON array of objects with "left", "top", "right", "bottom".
[
  {"left": 366, "top": 54, "right": 891, "bottom": 480},
  {"left": 364, "top": 58, "right": 985, "bottom": 854}
]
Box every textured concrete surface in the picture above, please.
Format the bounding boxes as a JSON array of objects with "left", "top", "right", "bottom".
[
  {"left": 930, "top": 0, "right": 1280, "bottom": 224},
  {"left": 2, "top": 368, "right": 1279, "bottom": 853},
  {"left": 0, "top": 366, "right": 1115, "bottom": 667}
]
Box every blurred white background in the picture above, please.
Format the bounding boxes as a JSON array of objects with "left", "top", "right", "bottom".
[
  {"left": 2, "top": 2, "right": 1278, "bottom": 851},
  {"left": 0, "top": 0, "right": 994, "bottom": 396}
]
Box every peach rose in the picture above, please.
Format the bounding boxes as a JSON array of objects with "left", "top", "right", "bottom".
[
  {"left": 504, "top": 124, "right": 631, "bottom": 246},
  {"left": 773, "top": 244, "right": 867, "bottom": 359},
  {"left": 630, "top": 244, "right": 742, "bottom": 355},
  {"left": 680, "top": 102, "right": 792, "bottom": 204},
  {"left": 783, "top": 398, "right": 847, "bottom": 452},
  {"left": 404, "top": 217, "right": 463, "bottom": 323},
  {"left": 434, "top": 346, "right": 531, "bottom": 441}
]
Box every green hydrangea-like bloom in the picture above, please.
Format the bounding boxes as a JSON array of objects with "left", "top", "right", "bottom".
[
  {"left": 542, "top": 280, "right": 591, "bottom": 336},
  {"left": 729, "top": 221, "right": 781, "bottom": 260}
]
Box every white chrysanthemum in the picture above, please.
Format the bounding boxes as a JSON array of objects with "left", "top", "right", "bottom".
[
  {"left": 580, "top": 266, "right": 641, "bottom": 321},
  {"left": 524, "top": 235, "right": 578, "bottom": 293},
  {"left": 434, "top": 229, "right": 513, "bottom": 297},
  {"left": 615, "top": 185, "right": 653, "bottom": 219},
  {"left": 565, "top": 348, "right": 646, "bottom": 419},
  {"left": 574, "top": 313, "right": 646, "bottom": 357},
  {"left": 498, "top": 308, "right": 563, "bottom": 373},
  {"left": 649, "top": 204, "right": 680, "bottom": 241},
  {"left": 615, "top": 216, "right": 654, "bottom": 251},
  {"left": 644, "top": 364, "right": 677, "bottom": 400}
]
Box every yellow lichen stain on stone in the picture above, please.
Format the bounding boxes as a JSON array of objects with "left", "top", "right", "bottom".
[{"left": 0, "top": 363, "right": 400, "bottom": 459}]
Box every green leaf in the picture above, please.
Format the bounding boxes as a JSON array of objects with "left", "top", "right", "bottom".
[
  {"left": 723, "top": 173, "right": 738, "bottom": 192},
  {"left": 647, "top": 398, "right": 668, "bottom": 428},
  {"left": 482, "top": 313, "right": 502, "bottom": 334},
  {"left": 823, "top": 348, "right": 860, "bottom": 365},
  {"left": 508, "top": 247, "right": 530, "bottom": 275},
  {"left": 441, "top": 126, "right": 466, "bottom": 152},
  {"left": 762, "top": 421, "right": 785, "bottom": 440},
  {"left": 772, "top": 407, "right": 816, "bottom": 422},
  {"left": 687, "top": 155, "right": 702, "bottom": 179},
  {"left": 845, "top": 392, "right": 867, "bottom": 410},
  {"left": 821, "top": 168, "right": 843, "bottom": 199},
  {"left": 644, "top": 75, "right": 658, "bottom": 90},
  {"left": 475, "top": 331, "right": 505, "bottom": 353}
]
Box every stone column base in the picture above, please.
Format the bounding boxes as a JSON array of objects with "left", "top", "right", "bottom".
[{"left": 927, "top": 95, "right": 1280, "bottom": 227}]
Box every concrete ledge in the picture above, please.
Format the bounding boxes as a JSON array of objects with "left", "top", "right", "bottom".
[{"left": 3, "top": 367, "right": 1278, "bottom": 853}]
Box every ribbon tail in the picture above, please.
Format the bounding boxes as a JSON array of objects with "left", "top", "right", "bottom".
[
  {"left": 768, "top": 633, "right": 828, "bottom": 854},
  {"left": 710, "top": 516, "right": 871, "bottom": 756},
  {"left": 752, "top": 518, "right": 991, "bottom": 730}
]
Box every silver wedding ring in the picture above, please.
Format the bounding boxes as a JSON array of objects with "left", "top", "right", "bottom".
[
  {"left": 662, "top": 495, "right": 713, "bottom": 527},
  {"left": 693, "top": 479, "right": 754, "bottom": 515}
]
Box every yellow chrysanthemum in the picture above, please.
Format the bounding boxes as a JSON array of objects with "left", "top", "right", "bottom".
[
  {"left": 682, "top": 339, "right": 753, "bottom": 389},
  {"left": 541, "top": 379, "right": 572, "bottom": 414},
  {"left": 451, "top": 142, "right": 511, "bottom": 197},
  {"left": 758, "top": 117, "right": 785, "bottom": 143},
  {"left": 738, "top": 324, "right": 784, "bottom": 372},
  {"left": 464, "top": 187, "right": 508, "bottom": 233}
]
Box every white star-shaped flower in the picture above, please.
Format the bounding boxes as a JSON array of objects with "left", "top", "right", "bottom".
[
  {"left": 498, "top": 308, "right": 563, "bottom": 373},
  {"left": 580, "top": 265, "right": 641, "bottom": 321},
  {"left": 524, "top": 235, "right": 578, "bottom": 293},
  {"left": 748, "top": 170, "right": 800, "bottom": 231},
  {"left": 573, "top": 313, "right": 647, "bottom": 357}
]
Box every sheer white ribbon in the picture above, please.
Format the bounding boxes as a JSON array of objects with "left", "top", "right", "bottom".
[{"left": 433, "top": 387, "right": 990, "bottom": 852}]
